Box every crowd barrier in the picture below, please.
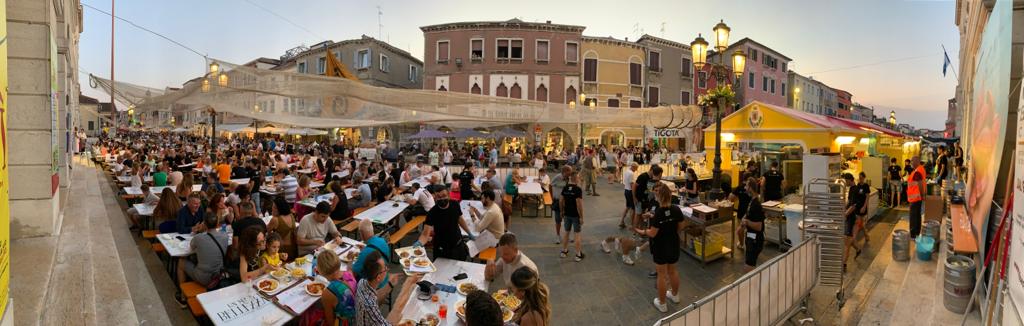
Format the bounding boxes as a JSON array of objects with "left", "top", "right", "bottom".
[{"left": 655, "top": 236, "right": 819, "bottom": 326}]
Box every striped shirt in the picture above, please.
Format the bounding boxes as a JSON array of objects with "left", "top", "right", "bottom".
[
  {"left": 355, "top": 278, "right": 390, "bottom": 326},
  {"left": 280, "top": 176, "right": 298, "bottom": 203}
]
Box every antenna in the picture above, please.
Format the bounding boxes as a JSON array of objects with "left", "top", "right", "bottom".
[
  {"left": 377, "top": 5, "right": 383, "bottom": 40},
  {"left": 660, "top": 22, "right": 666, "bottom": 37}
]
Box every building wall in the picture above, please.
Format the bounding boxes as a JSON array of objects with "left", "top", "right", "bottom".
[
  {"left": 731, "top": 39, "right": 790, "bottom": 107},
  {"left": 580, "top": 37, "right": 645, "bottom": 107},
  {"left": 8, "top": 0, "right": 82, "bottom": 239},
  {"left": 821, "top": 86, "right": 837, "bottom": 116},
  {"left": 294, "top": 36, "right": 423, "bottom": 90},
  {"left": 637, "top": 35, "right": 694, "bottom": 106},
  {"left": 421, "top": 21, "right": 583, "bottom": 105},
  {"left": 787, "top": 71, "right": 823, "bottom": 115}
]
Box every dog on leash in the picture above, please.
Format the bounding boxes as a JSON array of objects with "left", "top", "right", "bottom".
[{"left": 601, "top": 236, "right": 648, "bottom": 265}]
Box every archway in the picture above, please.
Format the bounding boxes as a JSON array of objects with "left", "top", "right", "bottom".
[
  {"left": 545, "top": 127, "right": 574, "bottom": 154},
  {"left": 600, "top": 130, "right": 626, "bottom": 147},
  {"left": 471, "top": 83, "right": 482, "bottom": 95},
  {"left": 496, "top": 83, "right": 509, "bottom": 97}
]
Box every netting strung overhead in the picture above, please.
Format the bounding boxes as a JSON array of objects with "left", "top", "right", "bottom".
[
  {"left": 91, "top": 58, "right": 704, "bottom": 129},
  {"left": 88, "top": 74, "right": 168, "bottom": 110}
]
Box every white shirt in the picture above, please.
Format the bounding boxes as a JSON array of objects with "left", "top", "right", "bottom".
[
  {"left": 443, "top": 150, "right": 453, "bottom": 164},
  {"left": 533, "top": 158, "right": 545, "bottom": 170},
  {"left": 623, "top": 169, "right": 636, "bottom": 190},
  {"left": 413, "top": 188, "right": 435, "bottom": 212},
  {"left": 409, "top": 165, "right": 422, "bottom": 178}
]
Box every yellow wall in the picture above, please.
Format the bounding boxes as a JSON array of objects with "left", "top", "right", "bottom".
[{"left": 580, "top": 38, "right": 645, "bottom": 106}]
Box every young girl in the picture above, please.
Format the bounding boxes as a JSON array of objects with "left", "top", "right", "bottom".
[
  {"left": 293, "top": 175, "right": 313, "bottom": 217},
  {"left": 260, "top": 233, "right": 289, "bottom": 268},
  {"left": 317, "top": 250, "right": 357, "bottom": 326}
]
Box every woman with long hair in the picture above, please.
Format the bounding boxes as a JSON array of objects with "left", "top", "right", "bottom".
[
  {"left": 510, "top": 267, "right": 551, "bottom": 326},
  {"left": 238, "top": 227, "right": 270, "bottom": 282},
  {"left": 176, "top": 173, "right": 194, "bottom": 202},
  {"left": 267, "top": 196, "right": 297, "bottom": 259},
  {"left": 208, "top": 193, "right": 234, "bottom": 225},
  {"left": 635, "top": 183, "right": 687, "bottom": 312},
  {"left": 152, "top": 188, "right": 183, "bottom": 223},
  {"left": 293, "top": 174, "right": 313, "bottom": 217},
  {"left": 738, "top": 177, "right": 766, "bottom": 272},
  {"left": 328, "top": 182, "right": 351, "bottom": 221}
]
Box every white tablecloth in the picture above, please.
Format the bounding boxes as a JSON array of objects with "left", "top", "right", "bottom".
[
  {"left": 331, "top": 170, "right": 350, "bottom": 179},
  {"left": 156, "top": 233, "right": 196, "bottom": 257},
  {"left": 354, "top": 201, "right": 409, "bottom": 224},
  {"left": 230, "top": 178, "right": 250, "bottom": 186},
  {"left": 517, "top": 182, "right": 543, "bottom": 195},
  {"left": 298, "top": 193, "right": 333, "bottom": 209},
  {"left": 399, "top": 258, "right": 488, "bottom": 326},
  {"left": 133, "top": 203, "right": 155, "bottom": 216},
  {"left": 401, "top": 176, "right": 433, "bottom": 189},
  {"left": 124, "top": 185, "right": 173, "bottom": 196}
]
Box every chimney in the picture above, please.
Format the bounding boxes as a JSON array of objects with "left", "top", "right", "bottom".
[{"left": 546, "top": 20, "right": 551, "bottom": 24}]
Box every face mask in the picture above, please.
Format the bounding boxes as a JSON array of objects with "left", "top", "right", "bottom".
[{"left": 436, "top": 199, "right": 450, "bottom": 207}]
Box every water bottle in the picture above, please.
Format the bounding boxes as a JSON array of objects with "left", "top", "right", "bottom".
[{"left": 311, "top": 254, "right": 318, "bottom": 278}]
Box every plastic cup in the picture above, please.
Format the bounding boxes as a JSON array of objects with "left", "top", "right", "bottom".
[{"left": 439, "top": 303, "right": 448, "bottom": 319}]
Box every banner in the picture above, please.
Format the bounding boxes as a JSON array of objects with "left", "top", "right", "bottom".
[
  {"left": 0, "top": 0, "right": 10, "bottom": 318},
  {"left": 49, "top": 33, "right": 58, "bottom": 195},
  {"left": 1009, "top": 0, "right": 1024, "bottom": 316},
  {"left": 647, "top": 128, "right": 688, "bottom": 139}
]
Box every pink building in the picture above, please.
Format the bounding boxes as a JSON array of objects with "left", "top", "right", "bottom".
[{"left": 721, "top": 38, "right": 791, "bottom": 108}]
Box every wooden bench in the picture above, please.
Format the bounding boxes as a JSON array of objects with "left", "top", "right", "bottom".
[
  {"left": 542, "top": 192, "right": 553, "bottom": 217},
  {"left": 950, "top": 204, "right": 978, "bottom": 254},
  {"left": 477, "top": 247, "right": 496, "bottom": 262},
  {"left": 340, "top": 219, "right": 360, "bottom": 237},
  {"left": 142, "top": 230, "right": 160, "bottom": 240},
  {"left": 180, "top": 281, "right": 207, "bottom": 299},
  {"left": 387, "top": 215, "right": 426, "bottom": 261},
  {"left": 188, "top": 297, "right": 205, "bottom": 317}
]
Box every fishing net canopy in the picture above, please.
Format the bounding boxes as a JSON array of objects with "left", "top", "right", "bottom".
[{"left": 90, "top": 58, "right": 704, "bottom": 130}]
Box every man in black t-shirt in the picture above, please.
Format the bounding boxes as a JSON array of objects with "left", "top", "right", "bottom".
[
  {"left": 457, "top": 162, "right": 476, "bottom": 200},
  {"left": 633, "top": 165, "right": 663, "bottom": 215},
  {"left": 761, "top": 161, "right": 784, "bottom": 201},
  {"left": 246, "top": 159, "right": 264, "bottom": 214},
  {"left": 560, "top": 172, "right": 585, "bottom": 262},
  {"left": 418, "top": 186, "right": 472, "bottom": 261},
  {"left": 887, "top": 158, "right": 903, "bottom": 207},
  {"left": 935, "top": 145, "right": 949, "bottom": 181}
]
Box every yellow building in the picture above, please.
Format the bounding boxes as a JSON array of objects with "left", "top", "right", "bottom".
[{"left": 580, "top": 36, "right": 645, "bottom": 147}]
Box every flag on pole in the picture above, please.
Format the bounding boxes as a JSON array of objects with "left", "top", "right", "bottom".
[{"left": 942, "top": 48, "right": 952, "bottom": 77}]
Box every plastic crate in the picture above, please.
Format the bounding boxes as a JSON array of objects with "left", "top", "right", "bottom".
[{"left": 693, "top": 232, "right": 725, "bottom": 256}]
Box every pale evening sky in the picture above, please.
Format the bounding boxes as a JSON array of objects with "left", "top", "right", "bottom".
[{"left": 79, "top": 0, "right": 960, "bottom": 130}]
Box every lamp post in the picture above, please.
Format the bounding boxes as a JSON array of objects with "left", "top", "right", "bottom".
[
  {"left": 127, "top": 106, "right": 134, "bottom": 127},
  {"left": 692, "top": 20, "right": 746, "bottom": 201},
  {"left": 203, "top": 61, "right": 226, "bottom": 149}
]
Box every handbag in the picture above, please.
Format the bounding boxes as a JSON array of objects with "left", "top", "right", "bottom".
[{"left": 206, "top": 233, "right": 234, "bottom": 290}]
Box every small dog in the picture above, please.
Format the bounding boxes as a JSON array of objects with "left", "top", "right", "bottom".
[{"left": 601, "top": 236, "right": 648, "bottom": 265}]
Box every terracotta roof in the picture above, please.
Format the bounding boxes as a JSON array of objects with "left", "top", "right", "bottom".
[{"left": 727, "top": 37, "right": 792, "bottom": 61}]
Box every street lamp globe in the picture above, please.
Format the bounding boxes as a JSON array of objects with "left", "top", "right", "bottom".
[
  {"left": 579, "top": 93, "right": 587, "bottom": 105},
  {"left": 731, "top": 50, "right": 746, "bottom": 79},
  {"left": 712, "top": 20, "right": 731, "bottom": 52},
  {"left": 690, "top": 34, "right": 709, "bottom": 71}
]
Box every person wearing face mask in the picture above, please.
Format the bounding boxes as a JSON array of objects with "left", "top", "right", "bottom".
[{"left": 417, "top": 186, "right": 474, "bottom": 261}]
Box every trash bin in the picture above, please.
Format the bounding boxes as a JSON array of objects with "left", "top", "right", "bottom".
[{"left": 916, "top": 236, "right": 935, "bottom": 261}]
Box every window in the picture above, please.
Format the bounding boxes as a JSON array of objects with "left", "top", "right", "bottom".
[
  {"left": 782, "top": 82, "right": 787, "bottom": 96},
  {"left": 770, "top": 79, "right": 775, "bottom": 94},
  {"left": 681, "top": 91, "right": 691, "bottom": 105},
  {"left": 781, "top": 62, "right": 787, "bottom": 72},
  {"left": 681, "top": 58, "right": 692, "bottom": 77},
  {"left": 565, "top": 41, "right": 579, "bottom": 63},
  {"left": 510, "top": 83, "right": 522, "bottom": 98},
  {"left": 496, "top": 39, "right": 523, "bottom": 60},
  {"left": 629, "top": 63, "right": 642, "bottom": 85},
  {"left": 297, "top": 61, "right": 307, "bottom": 73},
  {"left": 536, "top": 40, "right": 550, "bottom": 62},
  {"left": 697, "top": 71, "right": 707, "bottom": 88},
  {"left": 317, "top": 57, "right": 326, "bottom": 74},
  {"left": 436, "top": 40, "right": 450, "bottom": 63},
  {"left": 88, "top": 121, "right": 94, "bottom": 130},
  {"left": 471, "top": 83, "right": 482, "bottom": 95},
  {"left": 408, "top": 65, "right": 418, "bottom": 82},
  {"left": 284, "top": 98, "right": 290, "bottom": 112},
  {"left": 608, "top": 98, "right": 620, "bottom": 107},
  {"left": 565, "top": 86, "right": 577, "bottom": 104},
  {"left": 762, "top": 76, "right": 768, "bottom": 92},
  {"left": 536, "top": 85, "right": 548, "bottom": 101},
  {"left": 379, "top": 54, "right": 390, "bottom": 73},
  {"left": 496, "top": 83, "right": 508, "bottom": 97},
  {"left": 648, "top": 51, "right": 661, "bottom": 72},
  {"left": 629, "top": 100, "right": 642, "bottom": 108},
  {"left": 470, "top": 39, "right": 484, "bottom": 61},
  {"left": 583, "top": 58, "right": 598, "bottom": 82},
  {"left": 356, "top": 49, "right": 371, "bottom": 69},
  {"left": 334, "top": 50, "right": 342, "bottom": 63},
  {"left": 749, "top": 48, "right": 758, "bottom": 63},
  {"left": 748, "top": 72, "right": 755, "bottom": 89},
  {"left": 647, "top": 86, "right": 660, "bottom": 106}
]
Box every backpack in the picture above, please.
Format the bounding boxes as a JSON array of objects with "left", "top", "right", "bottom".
[{"left": 205, "top": 233, "right": 235, "bottom": 290}]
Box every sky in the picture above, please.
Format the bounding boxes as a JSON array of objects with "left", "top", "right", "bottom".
[{"left": 79, "top": 0, "right": 960, "bottom": 130}]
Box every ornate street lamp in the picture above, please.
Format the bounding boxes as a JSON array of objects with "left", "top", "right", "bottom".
[{"left": 692, "top": 20, "right": 746, "bottom": 200}]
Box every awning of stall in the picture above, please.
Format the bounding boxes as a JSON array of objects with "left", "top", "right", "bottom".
[{"left": 217, "top": 124, "right": 251, "bottom": 133}]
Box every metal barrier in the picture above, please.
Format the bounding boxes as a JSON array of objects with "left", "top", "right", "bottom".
[{"left": 655, "top": 236, "right": 819, "bottom": 326}]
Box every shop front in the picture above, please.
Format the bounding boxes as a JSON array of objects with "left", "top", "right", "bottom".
[{"left": 584, "top": 126, "right": 643, "bottom": 148}]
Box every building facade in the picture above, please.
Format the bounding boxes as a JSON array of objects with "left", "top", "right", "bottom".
[
  {"left": 293, "top": 36, "right": 423, "bottom": 89},
  {"left": 945, "top": 98, "right": 959, "bottom": 138},
  {"left": 580, "top": 36, "right": 646, "bottom": 146},
  {"left": 730, "top": 38, "right": 791, "bottom": 108},
  {"left": 420, "top": 19, "right": 586, "bottom": 151},
  {"left": 833, "top": 87, "right": 853, "bottom": 119},
  {"left": 788, "top": 71, "right": 825, "bottom": 115},
  {"left": 851, "top": 103, "right": 874, "bottom": 122},
  {"left": 636, "top": 34, "right": 696, "bottom": 151}
]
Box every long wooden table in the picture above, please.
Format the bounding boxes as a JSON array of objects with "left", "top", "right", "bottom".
[{"left": 949, "top": 204, "right": 978, "bottom": 254}]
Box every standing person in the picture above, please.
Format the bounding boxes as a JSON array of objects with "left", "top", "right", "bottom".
[
  {"left": 854, "top": 172, "right": 871, "bottom": 244},
  {"left": 681, "top": 168, "right": 699, "bottom": 204},
  {"left": 458, "top": 162, "right": 476, "bottom": 200},
  {"left": 728, "top": 176, "right": 753, "bottom": 250},
  {"left": 606, "top": 148, "right": 619, "bottom": 184},
  {"left": 737, "top": 178, "right": 766, "bottom": 271},
  {"left": 887, "top": 158, "right": 904, "bottom": 207},
  {"left": 907, "top": 156, "right": 926, "bottom": 239},
  {"left": 935, "top": 145, "right": 949, "bottom": 181},
  {"left": 559, "top": 171, "right": 585, "bottom": 262},
  {"left": 550, "top": 166, "right": 572, "bottom": 244},
  {"left": 761, "top": 161, "right": 784, "bottom": 201},
  {"left": 953, "top": 142, "right": 964, "bottom": 180},
  {"left": 842, "top": 173, "right": 866, "bottom": 269},
  {"left": 635, "top": 184, "right": 686, "bottom": 313},
  {"left": 634, "top": 165, "right": 663, "bottom": 222},
  {"left": 620, "top": 162, "right": 638, "bottom": 229},
  {"left": 417, "top": 186, "right": 474, "bottom": 261},
  {"left": 580, "top": 150, "right": 599, "bottom": 196}
]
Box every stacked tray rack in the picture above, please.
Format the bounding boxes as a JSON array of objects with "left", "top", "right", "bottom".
[{"left": 802, "top": 178, "right": 847, "bottom": 307}]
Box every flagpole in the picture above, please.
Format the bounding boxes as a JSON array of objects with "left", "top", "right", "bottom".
[{"left": 942, "top": 44, "right": 959, "bottom": 82}]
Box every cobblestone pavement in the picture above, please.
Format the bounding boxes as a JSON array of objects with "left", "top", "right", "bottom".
[{"left": 504, "top": 176, "right": 784, "bottom": 326}]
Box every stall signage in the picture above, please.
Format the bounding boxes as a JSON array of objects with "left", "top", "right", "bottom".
[
  {"left": 748, "top": 106, "right": 765, "bottom": 128},
  {"left": 647, "top": 128, "right": 686, "bottom": 138}
]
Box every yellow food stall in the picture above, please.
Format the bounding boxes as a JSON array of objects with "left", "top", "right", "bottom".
[{"left": 702, "top": 101, "right": 917, "bottom": 189}]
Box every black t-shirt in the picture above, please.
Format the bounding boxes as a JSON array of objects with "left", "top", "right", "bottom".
[
  {"left": 763, "top": 169, "right": 784, "bottom": 199},
  {"left": 634, "top": 172, "right": 652, "bottom": 203},
  {"left": 330, "top": 192, "right": 350, "bottom": 221},
  {"left": 888, "top": 165, "right": 902, "bottom": 180},
  {"left": 231, "top": 166, "right": 248, "bottom": 179},
  {"left": 561, "top": 184, "right": 583, "bottom": 217},
  {"left": 847, "top": 183, "right": 868, "bottom": 211},
  {"left": 684, "top": 179, "right": 698, "bottom": 199},
  {"left": 733, "top": 187, "right": 752, "bottom": 219},
  {"left": 904, "top": 164, "right": 913, "bottom": 176},
  {"left": 936, "top": 154, "right": 948, "bottom": 179},
  {"left": 231, "top": 216, "right": 267, "bottom": 236},
  {"left": 247, "top": 167, "right": 262, "bottom": 194},
  {"left": 458, "top": 171, "right": 474, "bottom": 194},
  {"left": 425, "top": 201, "right": 463, "bottom": 250},
  {"left": 741, "top": 169, "right": 761, "bottom": 184},
  {"left": 745, "top": 197, "right": 766, "bottom": 224},
  {"left": 651, "top": 205, "right": 682, "bottom": 248}
]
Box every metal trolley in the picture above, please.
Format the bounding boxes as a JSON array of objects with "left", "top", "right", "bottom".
[{"left": 802, "top": 178, "right": 848, "bottom": 307}]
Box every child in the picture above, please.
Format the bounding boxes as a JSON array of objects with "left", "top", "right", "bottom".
[
  {"left": 316, "top": 250, "right": 357, "bottom": 326},
  {"left": 260, "top": 233, "right": 289, "bottom": 268}
]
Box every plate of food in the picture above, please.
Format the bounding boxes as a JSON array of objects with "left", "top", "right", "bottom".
[
  {"left": 400, "top": 258, "right": 412, "bottom": 269},
  {"left": 290, "top": 268, "right": 307, "bottom": 279},
  {"left": 270, "top": 269, "right": 289, "bottom": 282},
  {"left": 413, "top": 257, "right": 431, "bottom": 268},
  {"left": 398, "top": 250, "right": 411, "bottom": 259},
  {"left": 412, "top": 247, "right": 425, "bottom": 257},
  {"left": 457, "top": 282, "right": 479, "bottom": 296},
  {"left": 492, "top": 290, "right": 522, "bottom": 310},
  {"left": 502, "top": 306, "right": 514, "bottom": 322},
  {"left": 257, "top": 279, "right": 279, "bottom": 293},
  {"left": 455, "top": 299, "right": 467, "bottom": 319},
  {"left": 322, "top": 241, "right": 337, "bottom": 251},
  {"left": 419, "top": 313, "right": 440, "bottom": 326},
  {"left": 305, "top": 282, "right": 327, "bottom": 296},
  {"left": 341, "top": 250, "right": 360, "bottom": 263}
]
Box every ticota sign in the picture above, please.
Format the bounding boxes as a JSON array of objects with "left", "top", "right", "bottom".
[{"left": 647, "top": 128, "right": 687, "bottom": 139}]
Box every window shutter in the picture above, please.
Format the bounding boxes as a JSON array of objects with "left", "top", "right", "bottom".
[
  {"left": 537, "top": 41, "right": 549, "bottom": 61},
  {"left": 438, "top": 42, "right": 449, "bottom": 61}
]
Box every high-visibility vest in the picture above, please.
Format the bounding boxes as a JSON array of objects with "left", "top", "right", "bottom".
[{"left": 907, "top": 166, "right": 926, "bottom": 203}]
